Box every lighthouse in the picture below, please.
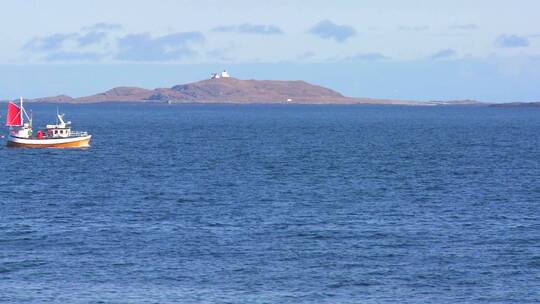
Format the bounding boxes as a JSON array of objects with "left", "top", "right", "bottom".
[{"left": 210, "top": 70, "right": 231, "bottom": 79}]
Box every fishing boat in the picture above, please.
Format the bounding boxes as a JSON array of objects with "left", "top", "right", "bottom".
[{"left": 5, "top": 98, "right": 91, "bottom": 148}]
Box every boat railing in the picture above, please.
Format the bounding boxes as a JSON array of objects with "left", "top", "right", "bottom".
[{"left": 69, "top": 131, "right": 88, "bottom": 137}]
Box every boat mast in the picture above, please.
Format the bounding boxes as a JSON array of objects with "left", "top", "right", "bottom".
[
  {"left": 19, "top": 97, "right": 31, "bottom": 124},
  {"left": 20, "top": 97, "right": 24, "bottom": 125}
]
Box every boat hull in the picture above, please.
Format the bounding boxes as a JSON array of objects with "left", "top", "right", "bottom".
[{"left": 7, "top": 135, "right": 92, "bottom": 148}]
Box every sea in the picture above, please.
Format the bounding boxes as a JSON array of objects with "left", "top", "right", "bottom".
[{"left": 1, "top": 104, "right": 539, "bottom": 303}]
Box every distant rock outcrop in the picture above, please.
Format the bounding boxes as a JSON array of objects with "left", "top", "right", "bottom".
[
  {"left": 31, "top": 94, "right": 74, "bottom": 103},
  {"left": 425, "top": 99, "right": 486, "bottom": 106},
  {"left": 490, "top": 102, "right": 540, "bottom": 107},
  {"left": 77, "top": 87, "right": 154, "bottom": 102}
]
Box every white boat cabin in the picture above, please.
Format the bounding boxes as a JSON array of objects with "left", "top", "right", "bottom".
[{"left": 45, "top": 114, "right": 72, "bottom": 138}]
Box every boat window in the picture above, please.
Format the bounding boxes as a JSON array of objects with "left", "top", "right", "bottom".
[{"left": 54, "top": 130, "right": 58, "bottom": 134}]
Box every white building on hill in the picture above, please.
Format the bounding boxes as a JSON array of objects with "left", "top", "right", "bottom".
[{"left": 210, "top": 70, "right": 231, "bottom": 79}]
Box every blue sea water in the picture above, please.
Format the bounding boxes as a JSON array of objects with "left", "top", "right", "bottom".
[{"left": 0, "top": 104, "right": 539, "bottom": 303}]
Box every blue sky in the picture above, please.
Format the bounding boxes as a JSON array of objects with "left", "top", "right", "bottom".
[{"left": 1, "top": 0, "right": 540, "bottom": 101}]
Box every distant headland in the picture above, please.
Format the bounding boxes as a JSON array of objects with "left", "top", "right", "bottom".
[
  {"left": 30, "top": 75, "right": 420, "bottom": 105},
  {"left": 19, "top": 71, "right": 536, "bottom": 106}
]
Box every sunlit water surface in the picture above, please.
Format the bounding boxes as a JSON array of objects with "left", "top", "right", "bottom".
[{"left": 1, "top": 104, "right": 539, "bottom": 303}]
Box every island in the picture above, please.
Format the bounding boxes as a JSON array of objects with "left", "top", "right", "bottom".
[{"left": 27, "top": 71, "right": 489, "bottom": 106}]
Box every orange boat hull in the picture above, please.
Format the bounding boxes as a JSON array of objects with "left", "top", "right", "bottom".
[{"left": 7, "top": 137, "right": 91, "bottom": 148}]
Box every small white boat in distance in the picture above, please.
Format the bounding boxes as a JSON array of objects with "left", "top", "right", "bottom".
[{"left": 5, "top": 98, "right": 91, "bottom": 148}]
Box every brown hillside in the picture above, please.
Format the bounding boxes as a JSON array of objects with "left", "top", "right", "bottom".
[
  {"left": 77, "top": 87, "right": 154, "bottom": 102},
  {"left": 159, "top": 78, "right": 344, "bottom": 102}
]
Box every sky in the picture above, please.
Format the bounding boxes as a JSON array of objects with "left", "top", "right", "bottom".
[{"left": 1, "top": 0, "right": 540, "bottom": 102}]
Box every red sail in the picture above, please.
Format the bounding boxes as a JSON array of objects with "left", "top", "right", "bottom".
[{"left": 5, "top": 102, "right": 22, "bottom": 126}]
